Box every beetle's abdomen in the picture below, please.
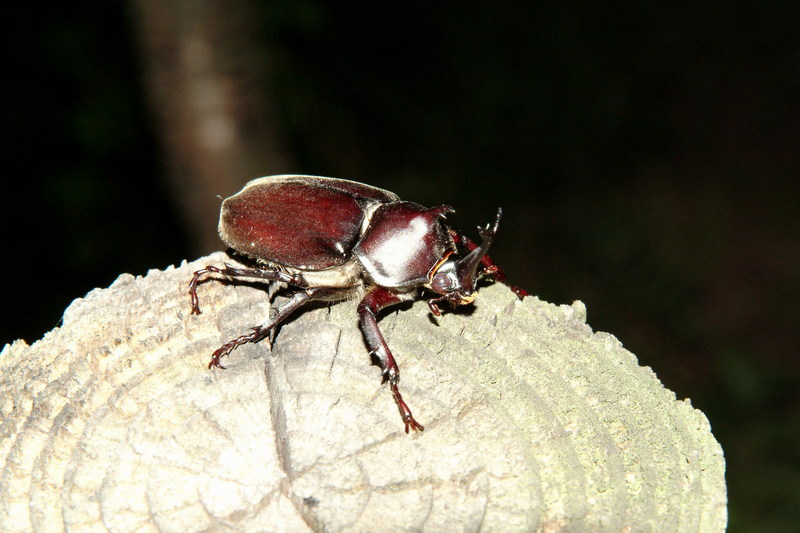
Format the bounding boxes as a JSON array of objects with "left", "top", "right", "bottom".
[
  {"left": 220, "top": 181, "right": 370, "bottom": 269},
  {"left": 355, "top": 203, "right": 455, "bottom": 288}
]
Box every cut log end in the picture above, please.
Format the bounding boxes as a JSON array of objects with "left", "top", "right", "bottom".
[{"left": 0, "top": 252, "right": 727, "bottom": 531}]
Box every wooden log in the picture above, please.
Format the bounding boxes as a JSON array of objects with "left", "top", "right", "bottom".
[{"left": 0, "top": 252, "right": 726, "bottom": 531}]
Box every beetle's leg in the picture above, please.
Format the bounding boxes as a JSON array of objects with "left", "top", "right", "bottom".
[
  {"left": 189, "top": 263, "right": 306, "bottom": 314},
  {"left": 449, "top": 228, "right": 529, "bottom": 299},
  {"left": 207, "top": 285, "right": 342, "bottom": 369},
  {"left": 357, "top": 287, "right": 425, "bottom": 433}
]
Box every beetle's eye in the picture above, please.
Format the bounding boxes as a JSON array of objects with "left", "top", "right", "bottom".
[
  {"left": 431, "top": 272, "right": 451, "bottom": 294},
  {"left": 431, "top": 269, "right": 461, "bottom": 295}
]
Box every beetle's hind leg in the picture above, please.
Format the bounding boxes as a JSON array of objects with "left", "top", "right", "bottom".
[
  {"left": 189, "top": 263, "right": 306, "bottom": 315},
  {"left": 206, "top": 285, "right": 344, "bottom": 369}
]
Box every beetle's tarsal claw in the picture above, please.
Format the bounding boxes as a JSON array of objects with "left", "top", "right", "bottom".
[
  {"left": 390, "top": 380, "right": 424, "bottom": 433},
  {"left": 208, "top": 355, "right": 226, "bottom": 370}
]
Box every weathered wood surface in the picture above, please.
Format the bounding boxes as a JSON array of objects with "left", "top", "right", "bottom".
[{"left": 0, "top": 252, "right": 726, "bottom": 532}]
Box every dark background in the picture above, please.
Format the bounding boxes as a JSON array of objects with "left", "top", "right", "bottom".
[{"left": 2, "top": 3, "right": 798, "bottom": 531}]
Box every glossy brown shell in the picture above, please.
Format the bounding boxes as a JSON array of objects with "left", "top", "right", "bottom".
[
  {"left": 354, "top": 203, "right": 455, "bottom": 288},
  {"left": 219, "top": 175, "right": 399, "bottom": 270}
]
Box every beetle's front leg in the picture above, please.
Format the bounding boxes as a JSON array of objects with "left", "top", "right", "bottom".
[{"left": 357, "top": 287, "right": 424, "bottom": 433}]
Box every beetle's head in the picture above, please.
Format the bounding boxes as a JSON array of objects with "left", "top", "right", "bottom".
[{"left": 427, "top": 209, "right": 501, "bottom": 316}]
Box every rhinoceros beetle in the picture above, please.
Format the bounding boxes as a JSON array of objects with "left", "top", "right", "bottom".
[{"left": 189, "top": 175, "right": 526, "bottom": 433}]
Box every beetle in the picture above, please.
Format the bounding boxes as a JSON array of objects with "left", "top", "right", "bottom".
[{"left": 189, "top": 175, "right": 526, "bottom": 433}]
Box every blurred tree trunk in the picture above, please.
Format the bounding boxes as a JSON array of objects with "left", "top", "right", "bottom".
[{"left": 130, "top": 0, "right": 293, "bottom": 253}]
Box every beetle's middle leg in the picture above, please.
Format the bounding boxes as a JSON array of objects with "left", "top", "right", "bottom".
[
  {"left": 206, "top": 285, "right": 343, "bottom": 369},
  {"left": 357, "top": 287, "right": 425, "bottom": 433}
]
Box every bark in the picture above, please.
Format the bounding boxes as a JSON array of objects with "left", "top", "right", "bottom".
[
  {"left": 130, "top": 0, "right": 294, "bottom": 252},
  {"left": 0, "top": 253, "right": 726, "bottom": 532}
]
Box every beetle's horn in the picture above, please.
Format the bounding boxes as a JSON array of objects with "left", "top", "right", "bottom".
[{"left": 456, "top": 208, "right": 501, "bottom": 291}]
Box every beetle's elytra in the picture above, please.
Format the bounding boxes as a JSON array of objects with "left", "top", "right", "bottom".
[{"left": 189, "top": 175, "right": 526, "bottom": 433}]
